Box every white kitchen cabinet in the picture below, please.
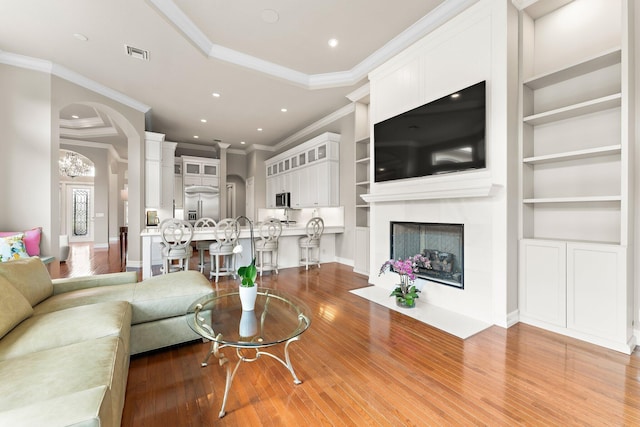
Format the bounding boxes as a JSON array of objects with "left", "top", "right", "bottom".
[
  {"left": 182, "top": 156, "right": 220, "bottom": 188},
  {"left": 174, "top": 158, "right": 183, "bottom": 209},
  {"left": 265, "top": 132, "right": 340, "bottom": 208},
  {"left": 144, "top": 133, "right": 176, "bottom": 210}
]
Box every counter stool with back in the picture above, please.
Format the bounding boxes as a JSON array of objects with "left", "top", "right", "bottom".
[
  {"left": 209, "top": 218, "right": 240, "bottom": 283},
  {"left": 298, "top": 217, "right": 324, "bottom": 270},
  {"left": 193, "top": 217, "right": 217, "bottom": 274},
  {"left": 159, "top": 218, "right": 194, "bottom": 274},
  {"left": 255, "top": 217, "right": 282, "bottom": 276}
]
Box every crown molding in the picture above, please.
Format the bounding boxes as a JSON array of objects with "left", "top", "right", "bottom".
[
  {"left": 148, "top": 0, "right": 479, "bottom": 90},
  {"left": 275, "top": 103, "right": 355, "bottom": 151},
  {"left": 0, "top": 50, "right": 151, "bottom": 114},
  {"left": 60, "top": 126, "right": 119, "bottom": 138},
  {"left": 60, "top": 138, "right": 125, "bottom": 163},
  {"left": 346, "top": 83, "right": 370, "bottom": 103},
  {"left": 227, "top": 148, "right": 246, "bottom": 156},
  {"left": 60, "top": 116, "right": 106, "bottom": 129}
]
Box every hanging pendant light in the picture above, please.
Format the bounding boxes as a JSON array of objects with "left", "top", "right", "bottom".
[{"left": 59, "top": 152, "right": 91, "bottom": 178}]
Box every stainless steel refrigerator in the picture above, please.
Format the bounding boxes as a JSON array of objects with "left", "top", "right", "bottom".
[{"left": 184, "top": 185, "right": 220, "bottom": 222}]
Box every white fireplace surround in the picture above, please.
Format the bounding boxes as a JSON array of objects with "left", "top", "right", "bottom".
[
  {"left": 361, "top": 170, "right": 500, "bottom": 204},
  {"left": 365, "top": 0, "right": 518, "bottom": 328}
]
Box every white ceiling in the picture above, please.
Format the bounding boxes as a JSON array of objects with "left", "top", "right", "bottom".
[{"left": 0, "top": 0, "right": 478, "bottom": 158}]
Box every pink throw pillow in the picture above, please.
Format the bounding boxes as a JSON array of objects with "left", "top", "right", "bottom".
[{"left": 0, "top": 227, "right": 41, "bottom": 256}]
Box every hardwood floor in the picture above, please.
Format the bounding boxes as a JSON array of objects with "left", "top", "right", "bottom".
[{"left": 58, "top": 242, "right": 640, "bottom": 426}]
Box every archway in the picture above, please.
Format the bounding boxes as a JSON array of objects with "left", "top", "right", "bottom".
[{"left": 57, "top": 101, "right": 142, "bottom": 265}]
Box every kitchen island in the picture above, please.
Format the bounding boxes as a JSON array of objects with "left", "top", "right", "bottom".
[{"left": 140, "top": 224, "right": 345, "bottom": 279}]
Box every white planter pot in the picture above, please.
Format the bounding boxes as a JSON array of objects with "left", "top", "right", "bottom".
[
  {"left": 239, "top": 309, "right": 258, "bottom": 337},
  {"left": 238, "top": 285, "right": 258, "bottom": 311}
]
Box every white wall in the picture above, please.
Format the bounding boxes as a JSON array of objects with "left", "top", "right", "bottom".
[
  {"left": 367, "top": 0, "right": 518, "bottom": 325},
  {"left": 0, "top": 64, "right": 55, "bottom": 255}
]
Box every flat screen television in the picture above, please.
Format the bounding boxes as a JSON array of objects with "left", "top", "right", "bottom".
[{"left": 374, "top": 80, "right": 486, "bottom": 183}]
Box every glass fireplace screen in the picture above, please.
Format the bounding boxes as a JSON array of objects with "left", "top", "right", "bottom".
[{"left": 390, "top": 222, "right": 464, "bottom": 289}]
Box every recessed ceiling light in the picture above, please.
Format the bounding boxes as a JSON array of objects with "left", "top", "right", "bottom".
[
  {"left": 193, "top": 135, "right": 199, "bottom": 139},
  {"left": 257, "top": 128, "right": 263, "bottom": 132},
  {"left": 261, "top": 9, "right": 279, "bottom": 23},
  {"left": 240, "top": 141, "right": 246, "bottom": 145},
  {"left": 451, "top": 93, "right": 460, "bottom": 99},
  {"left": 328, "top": 38, "right": 339, "bottom": 48},
  {"left": 212, "top": 92, "right": 221, "bottom": 98},
  {"left": 281, "top": 108, "right": 287, "bottom": 113},
  {"left": 200, "top": 119, "right": 207, "bottom": 123},
  {"left": 71, "top": 115, "right": 79, "bottom": 119},
  {"left": 73, "top": 33, "right": 88, "bottom": 41}
]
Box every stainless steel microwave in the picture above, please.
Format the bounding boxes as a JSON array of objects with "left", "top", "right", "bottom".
[{"left": 275, "top": 192, "right": 290, "bottom": 208}]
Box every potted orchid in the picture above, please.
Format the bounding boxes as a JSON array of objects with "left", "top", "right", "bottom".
[{"left": 379, "top": 254, "right": 431, "bottom": 308}]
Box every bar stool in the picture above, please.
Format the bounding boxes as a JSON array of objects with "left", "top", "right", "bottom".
[
  {"left": 298, "top": 217, "right": 324, "bottom": 270},
  {"left": 159, "top": 219, "right": 194, "bottom": 274},
  {"left": 255, "top": 218, "right": 282, "bottom": 276},
  {"left": 209, "top": 218, "right": 240, "bottom": 282},
  {"left": 194, "top": 217, "right": 217, "bottom": 274}
]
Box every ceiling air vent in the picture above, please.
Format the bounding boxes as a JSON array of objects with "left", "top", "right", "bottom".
[{"left": 124, "top": 45, "right": 150, "bottom": 61}]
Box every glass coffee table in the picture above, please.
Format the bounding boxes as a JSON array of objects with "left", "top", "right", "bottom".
[{"left": 186, "top": 288, "right": 311, "bottom": 418}]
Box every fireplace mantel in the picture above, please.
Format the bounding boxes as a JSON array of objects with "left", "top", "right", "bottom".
[{"left": 361, "top": 175, "right": 500, "bottom": 203}]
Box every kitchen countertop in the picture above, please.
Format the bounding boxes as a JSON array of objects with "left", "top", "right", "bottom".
[{"left": 140, "top": 225, "right": 345, "bottom": 239}]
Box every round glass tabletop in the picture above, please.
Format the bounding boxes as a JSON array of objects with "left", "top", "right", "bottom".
[{"left": 186, "top": 288, "right": 311, "bottom": 348}]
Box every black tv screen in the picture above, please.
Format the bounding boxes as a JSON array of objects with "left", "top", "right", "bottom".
[{"left": 374, "top": 81, "right": 486, "bottom": 183}]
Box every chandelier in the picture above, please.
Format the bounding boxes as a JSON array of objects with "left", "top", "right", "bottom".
[{"left": 59, "top": 152, "right": 92, "bottom": 178}]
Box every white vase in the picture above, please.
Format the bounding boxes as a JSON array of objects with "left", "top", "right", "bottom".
[
  {"left": 239, "top": 309, "right": 258, "bottom": 337},
  {"left": 238, "top": 285, "right": 258, "bottom": 311}
]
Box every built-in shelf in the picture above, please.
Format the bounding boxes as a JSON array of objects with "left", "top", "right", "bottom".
[
  {"left": 356, "top": 181, "right": 370, "bottom": 187},
  {"left": 523, "top": 93, "right": 621, "bottom": 126},
  {"left": 356, "top": 136, "right": 370, "bottom": 144},
  {"left": 523, "top": 47, "right": 621, "bottom": 89},
  {"left": 523, "top": 145, "right": 622, "bottom": 165},
  {"left": 523, "top": 195, "right": 621, "bottom": 204},
  {"left": 356, "top": 157, "right": 370, "bottom": 164},
  {"left": 356, "top": 204, "right": 369, "bottom": 208}
]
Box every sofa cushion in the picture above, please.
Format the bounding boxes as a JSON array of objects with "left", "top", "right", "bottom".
[
  {"left": 0, "top": 301, "right": 132, "bottom": 361},
  {"left": 0, "top": 234, "right": 30, "bottom": 262},
  {"left": 0, "top": 227, "right": 42, "bottom": 257},
  {"left": 131, "top": 270, "right": 212, "bottom": 323},
  {"left": 0, "top": 385, "right": 113, "bottom": 427},
  {"left": 0, "top": 276, "right": 33, "bottom": 340},
  {"left": 0, "top": 257, "right": 52, "bottom": 306},
  {"left": 32, "top": 284, "right": 135, "bottom": 316},
  {"left": 0, "top": 336, "right": 129, "bottom": 425}
]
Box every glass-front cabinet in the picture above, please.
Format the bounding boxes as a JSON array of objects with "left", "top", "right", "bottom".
[{"left": 265, "top": 132, "right": 340, "bottom": 208}]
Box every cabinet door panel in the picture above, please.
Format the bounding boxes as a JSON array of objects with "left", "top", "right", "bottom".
[
  {"left": 145, "top": 160, "right": 161, "bottom": 208},
  {"left": 519, "top": 239, "right": 566, "bottom": 327},
  {"left": 566, "top": 242, "right": 625, "bottom": 341}
]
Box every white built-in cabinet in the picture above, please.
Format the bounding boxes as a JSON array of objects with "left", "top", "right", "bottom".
[
  {"left": 144, "top": 132, "right": 176, "bottom": 211},
  {"left": 265, "top": 132, "right": 340, "bottom": 209},
  {"left": 182, "top": 156, "right": 220, "bottom": 188},
  {"left": 173, "top": 158, "right": 183, "bottom": 209},
  {"left": 516, "top": 0, "right": 634, "bottom": 353},
  {"left": 353, "top": 97, "right": 371, "bottom": 275}
]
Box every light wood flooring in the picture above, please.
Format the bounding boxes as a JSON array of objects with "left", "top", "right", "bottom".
[{"left": 56, "top": 242, "right": 640, "bottom": 426}]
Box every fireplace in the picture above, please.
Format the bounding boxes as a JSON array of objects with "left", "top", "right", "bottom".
[{"left": 390, "top": 222, "right": 464, "bottom": 289}]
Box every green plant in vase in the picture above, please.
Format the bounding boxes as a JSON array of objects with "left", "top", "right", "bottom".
[
  {"left": 379, "top": 254, "right": 431, "bottom": 308},
  {"left": 238, "top": 258, "right": 257, "bottom": 287}
]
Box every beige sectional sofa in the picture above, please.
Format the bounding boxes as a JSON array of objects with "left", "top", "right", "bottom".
[{"left": 0, "top": 257, "right": 213, "bottom": 427}]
